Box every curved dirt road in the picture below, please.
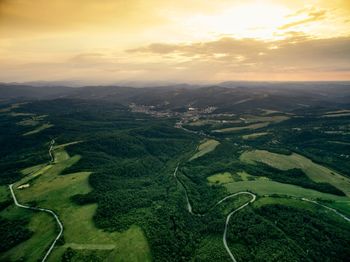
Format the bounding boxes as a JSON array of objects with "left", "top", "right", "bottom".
[
  {"left": 9, "top": 184, "right": 63, "bottom": 262},
  {"left": 173, "top": 164, "right": 256, "bottom": 261},
  {"left": 301, "top": 198, "right": 350, "bottom": 222},
  {"left": 8, "top": 140, "right": 62, "bottom": 262}
]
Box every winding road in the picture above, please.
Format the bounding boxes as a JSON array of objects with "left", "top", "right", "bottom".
[
  {"left": 173, "top": 162, "right": 350, "bottom": 262},
  {"left": 173, "top": 164, "right": 256, "bottom": 262},
  {"left": 8, "top": 139, "right": 63, "bottom": 262},
  {"left": 222, "top": 192, "right": 256, "bottom": 262},
  {"left": 9, "top": 184, "right": 63, "bottom": 262},
  {"left": 301, "top": 198, "right": 350, "bottom": 222}
]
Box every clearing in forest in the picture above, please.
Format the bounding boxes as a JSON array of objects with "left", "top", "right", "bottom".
[
  {"left": 3, "top": 142, "right": 151, "bottom": 262},
  {"left": 190, "top": 139, "right": 220, "bottom": 161},
  {"left": 23, "top": 123, "right": 54, "bottom": 136},
  {"left": 207, "top": 172, "right": 234, "bottom": 184},
  {"left": 240, "top": 150, "right": 350, "bottom": 197},
  {"left": 242, "top": 132, "right": 269, "bottom": 140},
  {"left": 213, "top": 114, "right": 289, "bottom": 133},
  {"left": 225, "top": 180, "right": 348, "bottom": 202}
]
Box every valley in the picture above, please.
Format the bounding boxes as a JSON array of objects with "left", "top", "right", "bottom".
[{"left": 0, "top": 83, "right": 350, "bottom": 261}]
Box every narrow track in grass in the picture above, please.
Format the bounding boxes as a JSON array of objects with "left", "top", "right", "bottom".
[
  {"left": 8, "top": 139, "right": 63, "bottom": 262},
  {"left": 9, "top": 184, "right": 63, "bottom": 262},
  {"left": 301, "top": 198, "right": 350, "bottom": 222}
]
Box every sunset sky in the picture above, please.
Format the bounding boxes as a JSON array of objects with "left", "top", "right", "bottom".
[{"left": 1, "top": 0, "right": 350, "bottom": 83}]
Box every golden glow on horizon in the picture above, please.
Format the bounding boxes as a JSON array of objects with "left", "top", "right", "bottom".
[
  {"left": 178, "top": 3, "right": 290, "bottom": 40},
  {"left": 0, "top": 0, "right": 350, "bottom": 83}
]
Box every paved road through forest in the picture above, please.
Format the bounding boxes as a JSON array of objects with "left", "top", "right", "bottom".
[{"left": 173, "top": 164, "right": 256, "bottom": 262}]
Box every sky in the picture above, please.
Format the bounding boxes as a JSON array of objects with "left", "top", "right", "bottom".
[{"left": 0, "top": 0, "right": 350, "bottom": 84}]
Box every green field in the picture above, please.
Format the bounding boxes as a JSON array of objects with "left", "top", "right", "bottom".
[
  {"left": 0, "top": 207, "right": 57, "bottom": 262},
  {"left": 242, "top": 132, "right": 269, "bottom": 140},
  {"left": 8, "top": 143, "right": 151, "bottom": 262},
  {"left": 240, "top": 115, "right": 289, "bottom": 124},
  {"left": 323, "top": 113, "right": 350, "bottom": 117},
  {"left": 225, "top": 178, "right": 350, "bottom": 216},
  {"left": 207, "top": 172, "right": 234, "bottom": 184},
  {"left": 17, "top": 115, "right": 47, "bottom": 127},
  {"left": 23, "top": 123, "right": 54, "bottom": 136},
  {"left": 236, "top": 171, "right": 255, "bottom": 181},
  {"left": 240, "top": 150, "right": 350, "bottom": 196},
  {"left": 188, "top": 119, "right": 242, "bottom": 127},
  {"left": 4, "top": 105, "right": 53, "bottom": 136},
  {"left": 213, "top": 122, "right": 269, "bottom": 133},
  {"left": 260, "top": 109, "right": 281, "bottom": 115},
  {"left": 17, "top": 119, "right": 40, "bottom": 126},
  {"left": 328, "top": 200, "right": 350, "bottom": 217},
  {"left": 53, "top": 141, "right": 82, "bottom": 150},
  {"left": 213, "top": 114, "right": 289, "bottom": 133},
  {"left": 325, "top": 109, "right": 350, "bottom": 114},
  {"left": 190, "top": 139, "right": 220, "bottom": 161},
  {"left": 208, "top": 171, "right": 259, "bottom": 185},
  {"left": 253, "top": 196, "right": 350, "bottom": 224},
  {"left": 225, "top": 180, "right": 348, "bottom": 202},
  {"left": 0, "top": 103, "right": 22, "bottom": 113},
  {"left": 20, "top": 164, "right": 47, "bottom": 176},
  {"left": 328, "top": 141, "right": 350, "bottom": 146},
  {"left": 322, "top": 110, "right": 350, "bottom": 118}
]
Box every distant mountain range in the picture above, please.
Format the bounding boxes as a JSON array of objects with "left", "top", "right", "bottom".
[{"left": 1, "top": 82, "right": 349, "bottom": 113}]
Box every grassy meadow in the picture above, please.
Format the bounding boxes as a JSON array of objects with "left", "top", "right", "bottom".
[
  {"left": 240, "top": 150, "right": 350, "bottom": 196},
  {"left": 190, "top": 139, "right": 220, "bottom": 161},
  {"left": 5, "top": 143, "right": 151, "bottom": 261}
]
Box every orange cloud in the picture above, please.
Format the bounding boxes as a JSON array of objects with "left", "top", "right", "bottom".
[
  {"left": 1, "top": 0, "right": 350, "bottom": 82},
  {"left": 2, "top": 36, "right": 349, "bottom": 83}
]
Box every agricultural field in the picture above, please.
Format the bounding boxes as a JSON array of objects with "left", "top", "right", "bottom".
[
  {"left": 207, "top": 172, "right": 235, "bottom": 184},
  {"left": 213, "top": 122, "right": 270, "bottom": 133},
  {"left": 4, "top": 143, "right": 152, "bottom": 261},
  {"left": 189, "top": 139, "right": 220, "bottom": 160},
  {"left": 240, "top": 150, "right": 350, "bottom": 196},
  {"left": 23, "top": 123, "right": 54, "bottom": 136},
  {"left": 322, "top": 109, "right": 350, "bottom": 118},
  {"left": 242, "top": 132, "right": 269, "bottom": 140},
  {"left": 225, "top": 180, "right": 347, "bottom": 202},
  {"left": 17, "top": 115, "right": 47, "bottom": 127},
  {"left": 0, "top": 208, "right": 57, "bottom": 262},
  {"left": 212, "top": 114, "right": 289, "bottom": 133}
]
